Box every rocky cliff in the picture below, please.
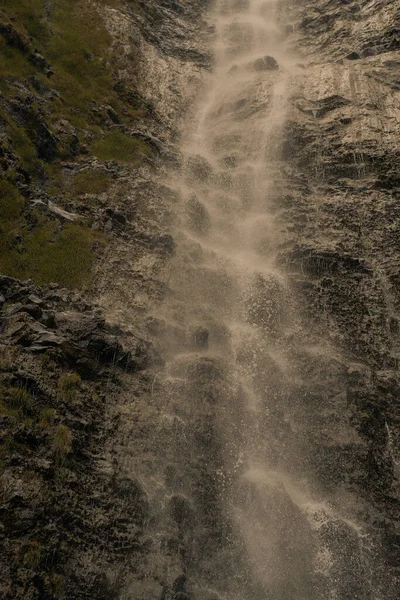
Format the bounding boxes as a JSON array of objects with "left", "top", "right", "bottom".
[
  {"left": 273, "top": 0, "right": 400, "bottom": 594},
  {"left": 0, "top": 1, "right": 211, "bottom": 598},
  {"left": 0, "top": 0, "right": 399, "bottom": 599}
]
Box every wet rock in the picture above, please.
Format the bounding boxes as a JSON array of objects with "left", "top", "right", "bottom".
[
  {"left": 193, "top": 327, "right": 209, "bottom": 349},
  {"left": 186, "top": 156, "right": 213, "bottom": 183},
  {"left": 169, "top": 495, "right": 194, "bottom": 527},
  {"left": 250, "top": 55, "right": 279, "bottom": 71},
  {"left": 186, "top": 196, "right": 211, "bottom": 235},
  {"left": 122, "top": 579, "right": 163, "bottom": 600},
  {"left": 345, "top": 51, "right": 361, "bottom": 60},
  {"left": 295, "top": 94, "right": 351, "bottom": 118}
]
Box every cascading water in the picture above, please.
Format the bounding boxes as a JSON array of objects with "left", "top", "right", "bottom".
[{"left": 147, "top": 1, "right": 395, "bottom": 598}]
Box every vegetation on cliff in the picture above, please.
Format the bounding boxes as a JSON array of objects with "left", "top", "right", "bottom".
[{"left": 0, "top": 0, "right": 150, "bottom": 289}]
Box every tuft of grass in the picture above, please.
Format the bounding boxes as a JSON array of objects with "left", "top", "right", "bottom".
[
  {"left": 0, "top": 436, "right": 26, "bottom": 460},
  {"left": 51, "top": 573, "right": 65, "bottom": 599},
  {"left": 52, "top": 425, "right": 72, "bottom": 464},
  {"left": 0, "top": 402, "right": 23, "bottom": 423},
  {"left": 72, "top": 170, "right": 111, "bottom": 196},
  {"left": 39, "top": 407, "right": 56, "bottom": 428},
  {"left": 58, "top": 372, "right": 81, "bottom": 402},
  {"left": 58, "top": 372, "right": 81, "bottom": 391},
  {"left": 90, "top": 131, "right": 150, "bottom": 164},
  {"left": 8, "top": 387, "right": 33, "bottom": 413},
  {"left": 23, "top": 540, "right": 41, "bottom": 568}
]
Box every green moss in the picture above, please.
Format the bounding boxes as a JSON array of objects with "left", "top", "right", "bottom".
[
  {"left": 0, "top": 0, "right": 145, "bottom": 291},
  {"left": 91, "top": 131, "right": 150, "bottom": 164},
  {"left": 72, "top": 170, "right": 111, "bottom": 195}
]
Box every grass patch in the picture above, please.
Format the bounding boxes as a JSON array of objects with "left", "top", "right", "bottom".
[
  {"left": 0, "top": 178, "right": 105, "bottom": 289},
  {"left": 91, "top": 131, "right": 150, "bottom": 163},
  {"left": 0, "top": 402, "right": 23, "bottom": 423},
  {"left": 0, "top": 36, "right": 36, "bottom": 85},
  {"left": 72, "top": 170, "right": 111, "bottom": 195},
  {"left": 0, "top": 0, "right": 49, "bottom": 41},
  {"left": 0, "top": 179, "right": 25, "bottom": 220},
  {"left": 9, "top": 119, "right": 43, "bottom": 176},
  {"left": 0, "top": 209, "right": 104, "bottom": 289}
]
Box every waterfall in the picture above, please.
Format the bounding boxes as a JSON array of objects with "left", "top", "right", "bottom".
[{"left": 145, "top": 1, "right": 393, "bottom": 598}]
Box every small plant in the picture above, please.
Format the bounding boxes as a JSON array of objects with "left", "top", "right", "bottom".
[
  {"left": 52, "top": 425, "right": 72, "bottom": 464},
  {"left": 58, "top": 372, "right": 81, "bottom": 390},
  {"left": 58, "top": 373, "right": 81, "bottom": 401},
  {"left": 51, "top": 573, "right": 65, "bottom": 599},
  {"left": 39, "top": 407, "right": 56, "bottom": 428},
  {"left": 23, "top": 540, "right": 41, "bottom": 568},
  {"left": 0, "top": 402, "right": 22, "bottom": 422},
  {"left": 0, "top": 437, "right": 24, "bottom": 459},
  {"left": 8, "top": 387, "right": 33, "bottom": 413}
]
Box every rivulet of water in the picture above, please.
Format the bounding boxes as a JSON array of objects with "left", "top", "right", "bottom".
[{"left": 148, "top": 1, "right": 392, "bottom": 598}]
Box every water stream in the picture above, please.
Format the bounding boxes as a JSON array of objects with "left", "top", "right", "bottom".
[{"left": 148, "top": 1, "right": 392, "bottom": 598}]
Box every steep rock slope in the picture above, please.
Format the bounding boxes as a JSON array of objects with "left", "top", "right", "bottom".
[{"left": 276, "top": 0, "right": 400, "bottom": 589}]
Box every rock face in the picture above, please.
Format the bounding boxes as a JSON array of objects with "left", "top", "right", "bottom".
[
  {"left": 1, "top": 0, "right": 399, "bottom": 599},
  {"left": 275, "top": 0, "right": 400, "bottom": 592}
]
